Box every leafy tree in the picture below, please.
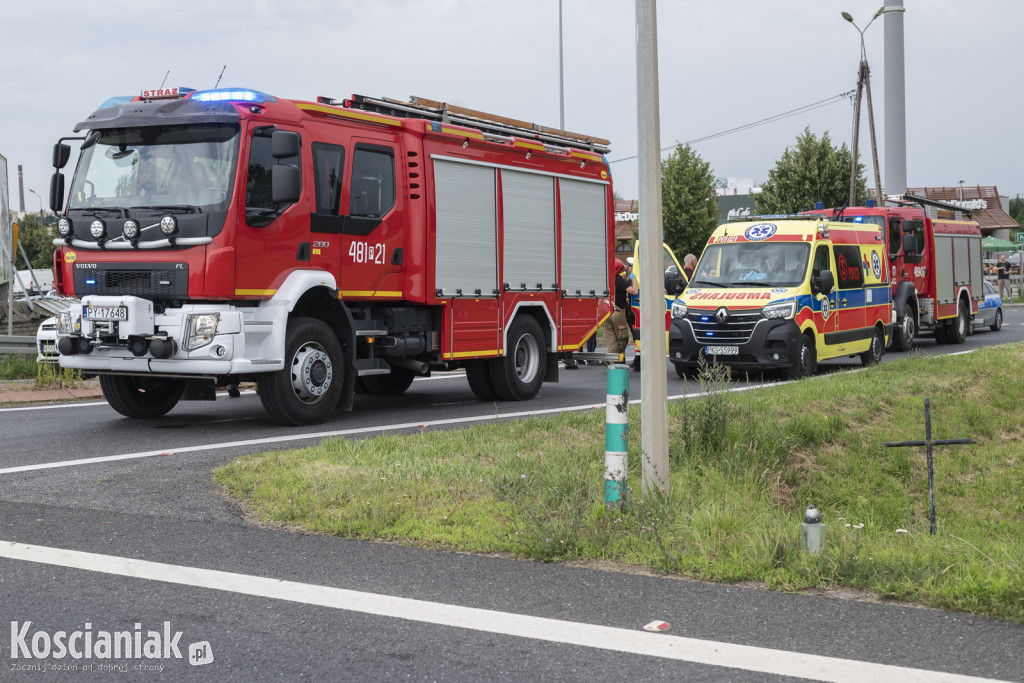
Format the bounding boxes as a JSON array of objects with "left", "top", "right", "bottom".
[
  {"left": 1009, "top": 195, "right": 1024, "bottom": 227},
  {"left": 660, "top": 144, "right": 719, "bottom": 257},
  {"left": 755, "top": 127, "right": 865, "bottom": 214},
  {"left": 12, "top": 214, "right": 57, "bottom": 272}
]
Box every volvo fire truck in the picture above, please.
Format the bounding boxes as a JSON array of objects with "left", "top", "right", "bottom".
[
  {"left": 826, "top": 196, "right": 983, "bottom": 349},
  {"left": 48, "top": 87, "right": 615, "bottom": 425}
]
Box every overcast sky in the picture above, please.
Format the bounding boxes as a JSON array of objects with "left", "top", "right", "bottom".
[{"left": 2, "top": 0, "right": 1021, "bottom": 214}]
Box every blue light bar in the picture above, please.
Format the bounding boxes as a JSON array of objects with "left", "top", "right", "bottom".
[
  {"left": 854, "top": 216, "right": 864, "bottom": 223},
  {"left": 191, "top": 88, "right": 276, "bottom": 104},
  {"left": 97, "top": 96, "right": 134, "bottom": 110},
  {"left": 700, "top": 316, "right": 710, "bottom": 322},
  {"left": 85, "top": 278, "right": 96, "bottom": 285}
]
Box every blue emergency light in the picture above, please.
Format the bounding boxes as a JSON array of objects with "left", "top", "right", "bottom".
[{"left": 191, "top": 88, "right": 276, "bottom": 104}]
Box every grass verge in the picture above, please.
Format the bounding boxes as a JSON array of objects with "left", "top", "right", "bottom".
[{"left": 214, "top": 344, "right": 1024, "bottom": 622}]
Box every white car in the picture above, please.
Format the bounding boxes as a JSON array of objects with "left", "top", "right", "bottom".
[{"left": 36, "top": 317, "right": 59, "bottom": 366}]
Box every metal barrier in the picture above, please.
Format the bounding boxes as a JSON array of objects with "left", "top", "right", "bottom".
[{"left": 0, "top": 335, "right": 36, "bottom": 356}]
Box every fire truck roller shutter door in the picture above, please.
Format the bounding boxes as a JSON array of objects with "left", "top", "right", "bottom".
[
  {"left": 559, "top": 179, "right": 608, "bottom": 297},
  {"left": 502, "top": 170, "right": 556, "bottom": 291},
  {"left": 432, "top": 159, "right": 497, "bottom": 297}
]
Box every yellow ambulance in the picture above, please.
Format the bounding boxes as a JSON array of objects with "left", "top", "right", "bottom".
[{"left": 668, "top": 215, "right": 892, "bottom": 379}]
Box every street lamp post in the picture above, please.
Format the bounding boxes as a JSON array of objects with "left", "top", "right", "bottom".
[
  {"left": 28, "top": 188, "right": 43, "bottom": 220},
  {"left": 843, "top": 8, "right": 885, "bottom": 206}
]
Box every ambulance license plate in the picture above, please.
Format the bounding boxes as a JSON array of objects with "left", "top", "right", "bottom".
[
  {"left": 705, "top": 345, "right": 738, "bottom": 356},
  {"left": 85, "top": 305, "right": 128, "bottom": 321}
]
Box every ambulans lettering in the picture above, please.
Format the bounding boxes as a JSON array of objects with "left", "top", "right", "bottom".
[
  {"left": 744, "top": 223, "right": 777, "bottom": 241},
  {"left": 689, "top": 291, "right": 772, "bottom": 301}
]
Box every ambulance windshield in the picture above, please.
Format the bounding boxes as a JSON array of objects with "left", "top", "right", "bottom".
[
  {"left": 68, "top": 124, "right": 240, "bottom": 211},
  {"left": 692, "top": 242, "right": 810, "bottom": 288}
]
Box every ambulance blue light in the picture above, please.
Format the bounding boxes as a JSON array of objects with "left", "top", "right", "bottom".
[
  {"left": 191, "top": 88, "right": 276, "bottom": 104},
  {"left": 707, "top": 331, "right": 715, "bottom": 337},
  {"left": 85, "top": 278, "right": 96, "bottom": 286},
  {"left": 700, "top": 315, "right": 710, "bottom": 322},
  {"left": 854, "top": 216, "right": 864, "bottom": 223}
]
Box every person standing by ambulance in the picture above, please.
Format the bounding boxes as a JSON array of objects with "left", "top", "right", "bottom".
[
  {"left": 603, "top": 259, "right": 638, "bottom": 362},
  {"left": 994, "top": 253, "right": 1013, "bottom": 300}
]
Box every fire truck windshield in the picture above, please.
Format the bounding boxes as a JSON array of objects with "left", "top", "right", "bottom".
[
  {"left": 692, "top": 242, "right": 811, "bottom": 288},
  {"left": 68, "top": 124, "right": 239, "bottom": 212}
]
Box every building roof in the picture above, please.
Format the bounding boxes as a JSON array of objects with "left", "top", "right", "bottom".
[{"left": 905, "top": 186, "right": 1019, "bottom": 231}]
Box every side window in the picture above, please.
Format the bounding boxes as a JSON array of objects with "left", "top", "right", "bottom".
[
  {"left": 312, "top": 143, "right": 345, "bottom": 215},
  {"left": 834, "top": 245, "right": 865, "bottom": 289},
  {"left": 811, "top": 244, "right": 831, "bottom": 279},
  {"left": 888, "top": 218, "right": 902, "bottom": 256},
  {"left": 350, "top": 148, "right": 395, "bottom": 218}
]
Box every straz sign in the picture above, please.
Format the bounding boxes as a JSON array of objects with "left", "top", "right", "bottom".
[{"left": 142, "top": 87, "right": 183, "bottom": 99}]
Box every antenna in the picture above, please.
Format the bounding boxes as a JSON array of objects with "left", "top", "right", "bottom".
[
  {"left": 214, "top": 65, "right": 226, "bottom": 89},
  {"left": 159, "top": 70, "right": 170, "bottom": 88}
]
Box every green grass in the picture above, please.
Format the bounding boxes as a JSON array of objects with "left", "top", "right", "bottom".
[
  {"left": 215, "top": 344, "right": 1024, "bottom": 622},
  {"left": 0, "top": 353, "right": 37, "bottom": 380}
]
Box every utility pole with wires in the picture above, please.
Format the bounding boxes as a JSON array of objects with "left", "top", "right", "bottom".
[{"left": 843, "top": 8, "right": 885, "bottom": 206}]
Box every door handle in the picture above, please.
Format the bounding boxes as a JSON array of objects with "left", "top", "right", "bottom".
[{"left": 841, "top": 298, "right": 848, "bottom": 306}]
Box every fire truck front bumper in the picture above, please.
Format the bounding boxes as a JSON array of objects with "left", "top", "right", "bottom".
[
  {"left": 54, "top": 296, "right": 285, "bottom": 377},
  {"left": 668, "top": 316, "right": 802, "bottom": 372}
]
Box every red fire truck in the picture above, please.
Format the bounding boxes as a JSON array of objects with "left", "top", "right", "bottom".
[
  {"left": 48, "top": 88, "right": 615, "bottom": 424},
  {"left": 826, "top": 195, "right": 983, "bottom": 349}
]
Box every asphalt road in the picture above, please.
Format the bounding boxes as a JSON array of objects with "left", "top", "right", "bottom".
[{"left": 1, "top": 312, "right": 1022, "bottom": 681}]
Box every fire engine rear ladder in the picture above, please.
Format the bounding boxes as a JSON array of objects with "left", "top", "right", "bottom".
[{"left": 317, "top": 94, "right": 611, "bottom": 155}]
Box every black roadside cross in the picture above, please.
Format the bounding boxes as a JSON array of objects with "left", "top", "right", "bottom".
[{"left": 883, "top": 398, "right": 974, "bottom": 535}]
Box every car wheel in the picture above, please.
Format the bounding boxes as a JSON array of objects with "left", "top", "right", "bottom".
[
  {"left": 991, "top": 308, "right": 1003, "bottom": 332},
  {"left": 100, "top": 375, "right": 185, "bottom": 418},
  {"left": 860, "top": 326, "right": 884, "bottom": 367},
  {"left": 784, "top": 335, "right": 815, "bottom": 380}
]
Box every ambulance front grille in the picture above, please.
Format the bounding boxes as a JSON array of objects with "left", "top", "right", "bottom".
[{"left": 687, "top": 309, "right": 762, "bottom": 344}]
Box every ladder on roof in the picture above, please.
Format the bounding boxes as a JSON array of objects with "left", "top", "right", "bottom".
[{"left": 316, "top": 93, "right": 610, "bottom": 155}]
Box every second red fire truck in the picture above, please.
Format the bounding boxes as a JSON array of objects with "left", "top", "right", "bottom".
[{"left": 48, "top": 88, "right": 615, "bottom": 424}]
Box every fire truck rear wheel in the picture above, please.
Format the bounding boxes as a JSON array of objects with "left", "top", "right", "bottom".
[
  {"left": 490, "top": 316, "right": 546, "bottom": 401},
  {"left": 894, "top": 304, "right": 916, "bottom": 351},
  {"left": 259, "top": 317, "right": 343, "bottom": 426},
  {"left": 948, "top": 300, "right": 969, "bottom": 345},
  {"left": 860, "top": 325, "right": 884, "bottom": 366},
  {"left": 465, "top": 360, "right": 499, "bottom": 401},
  {"left": 100, "top": 375, "right": 186, "bottom": 419},
  {"left": 360, "top": 367, "right": 415, "bottom": 395}
]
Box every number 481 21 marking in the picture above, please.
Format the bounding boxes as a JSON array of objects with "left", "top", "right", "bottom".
[{"left": 349, "top": 241, "right": 387, "bottom": 264}]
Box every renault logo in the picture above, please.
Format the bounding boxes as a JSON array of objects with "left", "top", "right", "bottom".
[{"left": 715, "top": 307, "right": 729, "bottom": 323}]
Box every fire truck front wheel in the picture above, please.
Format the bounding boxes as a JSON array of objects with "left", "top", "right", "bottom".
[
  {"left": 490, "top": 316, "right": 546, "bottom": 401},
  {"left": 100, "top": 375, "right": 186, "bottom": 419},
  {"left": 894, "top": 303, "right": 917, "bottom": 351},
  {"left": 259, "top": 317, "right": 344, "bottom": 426}
]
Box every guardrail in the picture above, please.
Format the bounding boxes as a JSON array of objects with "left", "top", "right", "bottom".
[{"left": 0, "top": 335, "right": 36, "bottom": 356}]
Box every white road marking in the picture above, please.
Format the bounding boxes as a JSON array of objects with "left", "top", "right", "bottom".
[
  {"left": 0, "top": 540, "right": 1001, "bottom": 683},
  {"left": 0, "top": 384, "right": 767, "bottom": 476}
]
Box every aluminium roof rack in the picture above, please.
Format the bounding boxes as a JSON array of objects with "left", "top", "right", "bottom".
[{"left": 317, "top": 93, "right": 610, "bottom": 155}]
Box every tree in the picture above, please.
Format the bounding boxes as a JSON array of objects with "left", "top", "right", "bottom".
[
  {"left": 660, "top": 144, "right": 719, "bottom": 257},
  {"left": 12, "top": 214, "right": 57, "bottom": 272},
  {"left": 755, "top": 127, "right": 866, "bottom": 215},
  {"left": 1009, "top": 195, "right": 1024, "bottom": 228}
]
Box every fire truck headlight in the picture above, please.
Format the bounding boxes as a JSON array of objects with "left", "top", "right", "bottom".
[
  {"left": 183, "top": 313, "right": 220, "bottom": 351},
  {"left": 89, "top": 219, "right": 107, "bottom": 240},
  {"left": 122, "top": 219, "right": 140, "bottom": 240},
  {"left": 57, "top": 217, "right": 73, "bottom": 238},
  {"left": 762, "top": 301, "right": 797, "bottom": 320},
  {"left": 671, "top": 301, "right": 688, "bottom": 319},
  {"left": 160, "top": 215, "right": 178, "bottom": 237}
]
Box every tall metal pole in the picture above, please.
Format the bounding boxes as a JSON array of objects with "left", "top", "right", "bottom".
[
  {"left": 558, "top": 0, "right": 565, "bottom": 129},
  {"left": 884, "top": 1, "right": 907, "bottom": 197},
  {"left": 864, "top": 63, "right": 884, "bottom": 203},
  {"left": 848, "top": 68, "right": 864, "bottom": 206},
  {"left": 635, "top": 0, "right": 669, "bottom": 495}
]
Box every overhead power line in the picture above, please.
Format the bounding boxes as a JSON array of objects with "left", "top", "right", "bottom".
[{"left": 608, "top": 90, "right": 856, "bottom": 164}]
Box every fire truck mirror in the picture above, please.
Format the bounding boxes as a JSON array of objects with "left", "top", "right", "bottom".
[
  {"left": 52, "top": 143, "right": 72, "bottom": 169},
  {"left": 902, "top": 220, "right": 921, "bottom": 234},
  {"left": 902, "top": 232, "right": 918, "bottom": 256},
  {"left": 49, "top": 173, "right": 65, "bottom": 213},
  {"left": 271, "top": 130, "right": 301, "bottom": 159},
  {"left": 272, "top": 164, "right": 301, "bottom": 205}
]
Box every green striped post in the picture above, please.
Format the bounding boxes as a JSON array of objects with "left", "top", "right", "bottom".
[{"left": 605, "top": 364, "right": 629, "bottom": 510}]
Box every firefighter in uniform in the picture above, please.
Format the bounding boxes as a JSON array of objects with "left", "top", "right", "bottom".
[{"left": 603, "top": 259, "right": 638, "bottom": 361}]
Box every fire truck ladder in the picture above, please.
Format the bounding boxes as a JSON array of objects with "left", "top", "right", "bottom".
[
  {"left": 897, "top": 194, "right": 973, "bottom": 221},
  {"left": 318, "top": 94, "right": 610, "bottom": 155}
]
